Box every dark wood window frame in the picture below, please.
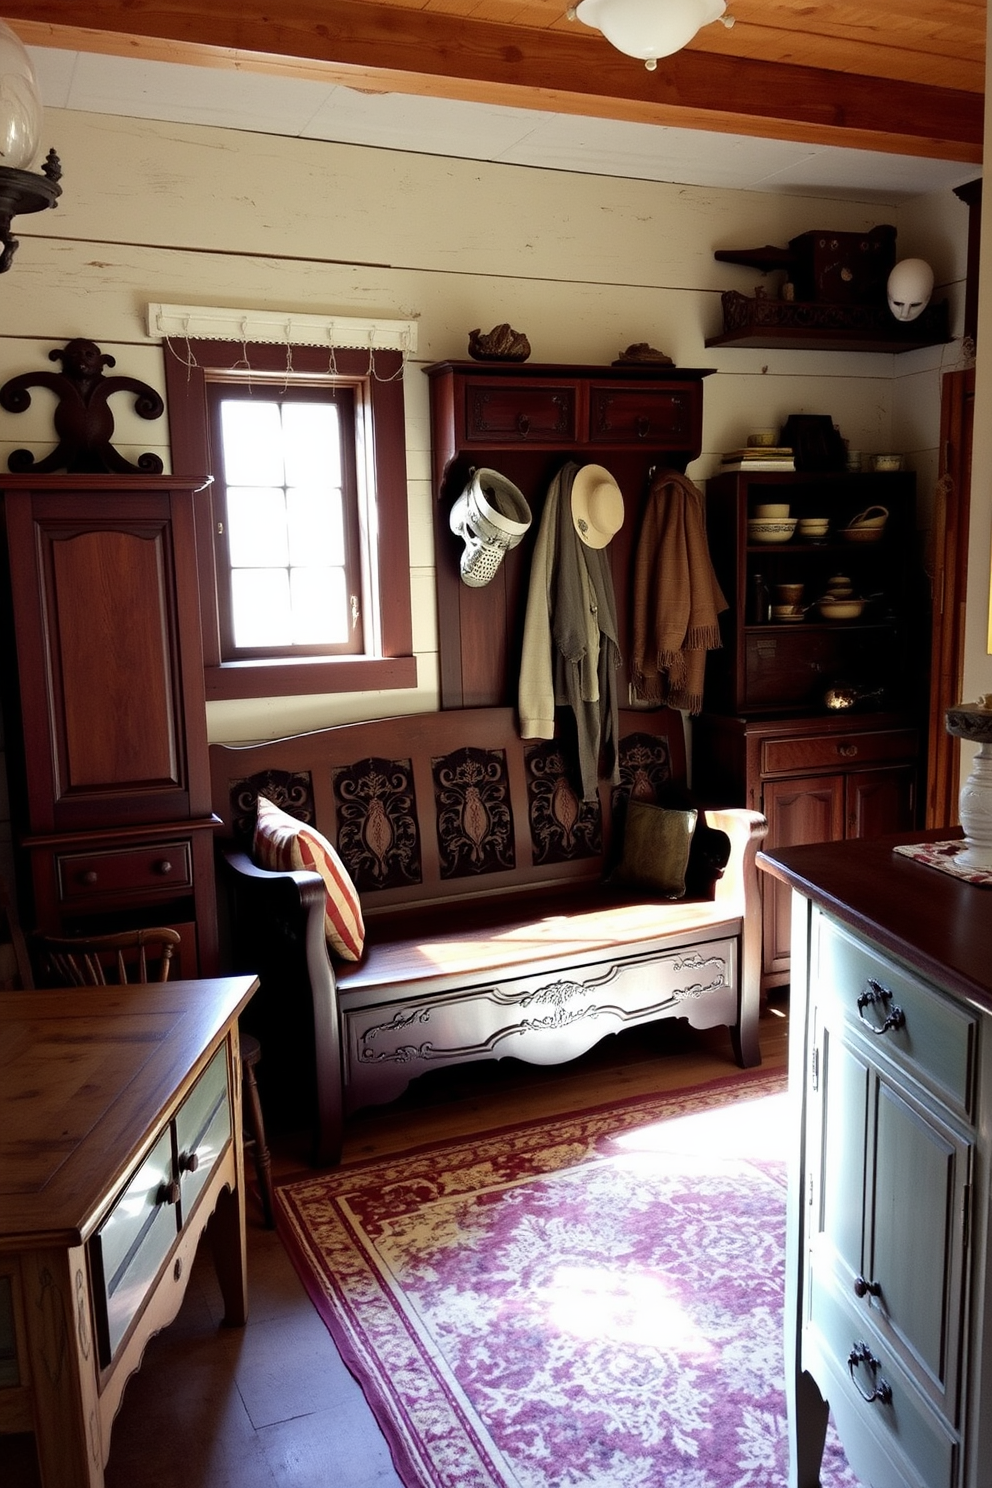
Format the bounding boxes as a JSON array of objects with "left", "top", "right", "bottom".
[{"left": 165, "top": 340, "right": 415, "bottom": 701}]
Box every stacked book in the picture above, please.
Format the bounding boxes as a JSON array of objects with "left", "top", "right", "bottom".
[{"left": 720, "top": 446, "right": 796, "bottom": 472}]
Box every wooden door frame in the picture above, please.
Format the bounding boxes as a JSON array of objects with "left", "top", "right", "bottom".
[{"left": 926, "top": 366, "right": 974, "bottom": 828}]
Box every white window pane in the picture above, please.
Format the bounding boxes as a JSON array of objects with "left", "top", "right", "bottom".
[
  {"left": 231, "top": 569, "right": 293, "bottom": 648},
  {"left": 287, "top": 487, "right": 344, "bottom": 566},
  {"left": 290, "top": 567, "right": 349, "bottom": 644},
  {"left": 283, "top": 402, "right": 341, "bottom": 486},
  {"left": 227, "top": 488, "right": 289, "bottom": 566},
  {"left": 219, "top": 400, "right": 285, "bottom": 486}
]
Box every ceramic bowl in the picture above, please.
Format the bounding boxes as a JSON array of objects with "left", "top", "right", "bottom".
[
  {"left": 818, "top": 597, "right": 865, "bottom": 621},
  {"left": 841, "top": 526, "right": 883, "bottom": 544},
  {"left": 871, "top": 454, "right": 903, "bottom": 472},
  {"left": 775, "top": 583, "right": 804, "bottom": 605},
  {"left": 797, "top": 517, "right": 830, "bottom": 540},
  {"left": 771, "top": 603, "right": 806, "bottom": 623},
  {"left": 754, "top": 502, "right": 790, "bottom": 518},
  {"left": 748, "top": 517, "right": 797, "bottom": 544},
  {"left": 747, "top": 429, "right": 778, "bottom": 448}
]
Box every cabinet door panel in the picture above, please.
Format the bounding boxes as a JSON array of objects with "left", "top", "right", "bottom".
[
  {"left": 463, "top": 381, "right": 577, "bottom": 443},
  {"left": 587, "top": 385, "right": 697, "bottom": 446},
  {"left": 816, "top": 1020, "right": 870, "bottom": 1280},
  {"left": 869, "top": 1077, "right": 968, "bottom": 1406},
  {"left": 762, "top": 774, "right": 845, "bottom": 975},
  {"left": 5, "top": 488, "right": 208, "bottom": 832},
  {"left": 847, "top": 765, "right": 917, "bottom": 838}
]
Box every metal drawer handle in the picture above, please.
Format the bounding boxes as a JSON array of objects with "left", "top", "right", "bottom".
[
  {"left": 848, "top": 1342, "right": 892, "bottom": 1405},
  {"left": 853, "top": 1275, "right": 881, "bottom": 1300},
  {"left": 857, "top": 978, "right": 905, "bottom": 1036},
  {"left": 635, "top": 415, "right": 650, "bottom": 438},
  {"left": 837, "top": 743, "right": 859, "bottom": 757},
  {"left": 154, "top": 859, "right": 173, "bottom": 875},
  {"left": 516, "top": 412, "right": 530, "bottom": 435},
  {"left": 178, "top": 1149, "right": 200, "bottom": 1174}
]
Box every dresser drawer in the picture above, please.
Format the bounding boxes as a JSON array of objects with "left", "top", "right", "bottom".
[
  {"left": 462, "top": 380, "right": 577, "bottom": 443},
  {"left": 587, "top": 384, "right": 698, "bottom": 445},
  {"left": 762, "top": 728, "right": 918, "bottom": 776},
  {"left": 816, "top": 914, "right": 977, "bottom": 1121},
  {"left": 175, "top": 1045, "right": 231, "bottom": 1222},
  {"left": 91, "top": 1126, "right": 178, "bottom": 1365},
  {"left": 806, "top": 1275, "right": 958, "bottom": 1488},
  {"left": 56, "top": 840, "right": 194, "bottom": 903}
]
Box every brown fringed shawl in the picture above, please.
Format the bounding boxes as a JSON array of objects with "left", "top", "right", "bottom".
[{"left": 631, "top": 469, "right": 727, "bottom": 714}]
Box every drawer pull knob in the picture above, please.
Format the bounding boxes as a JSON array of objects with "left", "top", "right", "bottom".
[
  {"left": 516, "top": 413, "right": 530, "bottom": 436},
  {"left": 837, "top": 744, "right": 859, "bottom": 758},
  {"left": 857, "top": 978, "right": 905, "bottom": 1036},
  {"left": 635, "top": 415, "right": 650, "bottom": 438},
  {"left": 158, "top": 1180, "right": 181, "bottom": 1207},
  {"left": 178, "top": 1149, "right": 200, "bottom": 1174},
  {"left": 81, "top": 870, "right": 99, "bottom": 885},
  {"left": 847, "top": 1342, "right": 893, "bottom": 1405},
  {"left": 853, "top": 1275, "right": 881, "bottom": 1300},
  {"left": 154, "top": 859, "right": 173, "bottom": 875}
]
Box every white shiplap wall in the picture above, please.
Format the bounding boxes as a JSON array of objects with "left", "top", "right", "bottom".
[{"left": 0, "top": 106, "right": 972, "bottom": 909}]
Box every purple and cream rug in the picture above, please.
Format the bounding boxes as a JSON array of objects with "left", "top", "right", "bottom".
[{"left": 275, "top": 1069, "right": 858, "bottom": 1488}]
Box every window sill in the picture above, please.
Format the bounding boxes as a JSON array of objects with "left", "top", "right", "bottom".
[{"left": 204, "top": 655, "right": 418, "bottom": 701}]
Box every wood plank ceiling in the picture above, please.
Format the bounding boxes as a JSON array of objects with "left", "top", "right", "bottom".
[{"left": 4, "top": 0, "right": 986, "bottom": 164}]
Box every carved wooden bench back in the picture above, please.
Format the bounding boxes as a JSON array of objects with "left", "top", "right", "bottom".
[{"left": 210, "top": 707, "right": 688, "bottom": 919}]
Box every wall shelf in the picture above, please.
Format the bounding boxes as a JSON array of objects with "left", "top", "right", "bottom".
[{"left": 706, "top": 292, "right": 951, "bottom": 353}]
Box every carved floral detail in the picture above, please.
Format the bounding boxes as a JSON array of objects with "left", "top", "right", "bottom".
[
  {"left": 433, "top": 747, "right": 514, "bottom": 878},
  {"left": 526, "top": 741, "right": 601, "bottom": 864},
  {"left": 231, "top": 770, "right": 315, "bottom": 844},
  {"left": 334, "top": 757, "right": 422, "bottom": 893}
]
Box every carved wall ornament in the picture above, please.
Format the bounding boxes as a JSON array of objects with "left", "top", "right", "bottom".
[
  {"left": 0, "top": 338, "right": 165, "bottom": 474},
  {"left": 467, "top": 323, "right": 531, "bottom": 362}
]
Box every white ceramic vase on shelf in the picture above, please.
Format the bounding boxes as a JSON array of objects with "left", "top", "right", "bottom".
[{"left": 945, "top": 699, "right": 992, "bottom": 869}]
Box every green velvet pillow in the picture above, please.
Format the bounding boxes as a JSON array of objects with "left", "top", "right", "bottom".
[{"left": 612, "top": 800, "right": 698, "bottom": 899}]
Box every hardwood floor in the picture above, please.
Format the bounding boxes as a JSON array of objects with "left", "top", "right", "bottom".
[{"left": 2, "top": 1002, "right": 789, "bottom": 1488}]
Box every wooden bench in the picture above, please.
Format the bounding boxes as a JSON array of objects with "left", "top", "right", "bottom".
[{"left": 209, "top": 706, "right": 767, "bottom": 1164}]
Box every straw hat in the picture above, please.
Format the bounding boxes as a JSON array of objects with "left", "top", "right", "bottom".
[{"left": 570, "top": 464, "right": 624, "bottom": 549}]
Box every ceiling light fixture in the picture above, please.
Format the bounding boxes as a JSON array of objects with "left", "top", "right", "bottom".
[
  {"left": 568, "top": 0, "right": 734, "bottom": 71},
  {"left": 0, "top": 17, "right": 61, "bottom": 272}
]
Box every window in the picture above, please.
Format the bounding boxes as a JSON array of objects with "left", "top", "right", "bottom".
[
  {"left": 165, "top": 339, "right": 415, "bottom": 701},
  {"left": 209, "top": 382, "right": 363, "bottom": 657}
]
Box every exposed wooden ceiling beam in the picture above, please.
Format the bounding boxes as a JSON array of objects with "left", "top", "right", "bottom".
[{"left": 5, "top": 0, "right": 983, "bottom": 162}]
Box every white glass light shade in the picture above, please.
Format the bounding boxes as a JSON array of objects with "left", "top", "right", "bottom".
[
  {"left": 0, "top": 18, "right": 42, "bottom": 169},
  {"left": 573, "top": 0, "right": 729, "bottom": 69}
]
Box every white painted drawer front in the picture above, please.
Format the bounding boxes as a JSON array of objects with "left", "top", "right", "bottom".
[
  {"left": 806, "top": 1274, "right": 958, "bottom": 1488},
  {"left": 175, "top": 1045, "right": 231, "bottom": 1222},
  {"left": 344, "top": 938, "right": 737, "bottom": 1107},
  {"left": 92, "top": 1126, "right": 177, "bottom": 1364},
  {"left": 816, "top": 915, "right": 977, "bottom": 1121}
]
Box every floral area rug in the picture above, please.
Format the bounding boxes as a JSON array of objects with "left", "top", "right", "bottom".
[{"left": 275, "top": 1070, "right": 859, "bottom": 1488}]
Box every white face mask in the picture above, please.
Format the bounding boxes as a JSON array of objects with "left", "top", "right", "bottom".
[{"left": 886, "top": 259, "right": 934, "bottom": 322}]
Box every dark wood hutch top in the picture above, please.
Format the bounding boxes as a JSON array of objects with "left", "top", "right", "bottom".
[{"left": 424, "top": 361, "right": 716, "bottom": 380}]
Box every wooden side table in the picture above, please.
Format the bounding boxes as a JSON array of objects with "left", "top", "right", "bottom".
[{"left": 0, "top": 974, "right": 258, "bottom": 1487}]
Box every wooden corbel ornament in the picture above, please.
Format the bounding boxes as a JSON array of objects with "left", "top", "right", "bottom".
[{"left": 0, "top": 338, "right": 165, "bottom": 474}]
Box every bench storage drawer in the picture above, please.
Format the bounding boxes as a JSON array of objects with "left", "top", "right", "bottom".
[{"left": 343, "top": 936, "right": 737, "bottom": 1108}]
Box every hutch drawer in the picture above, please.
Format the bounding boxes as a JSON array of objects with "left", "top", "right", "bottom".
[
  {"left": 586, "top": 384, "right": 697, "bottom": 445},
  {"left": 56, "top": 839, "right": 195, "bottom": 902},
  {"left": 762, "top": 727, "right": 918, "bottom": 776},
  {"left": 462, "top": 379, "right": 578, "bottom": 443}
]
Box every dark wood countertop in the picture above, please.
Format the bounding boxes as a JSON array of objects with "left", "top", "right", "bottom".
[{"left": 758, "top": 830, "right": 992, "bottom": 1015}]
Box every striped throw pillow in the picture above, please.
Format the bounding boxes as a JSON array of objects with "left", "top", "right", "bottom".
[{"left": 253, "top": 795, "right": 365, "bottom": 962}]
